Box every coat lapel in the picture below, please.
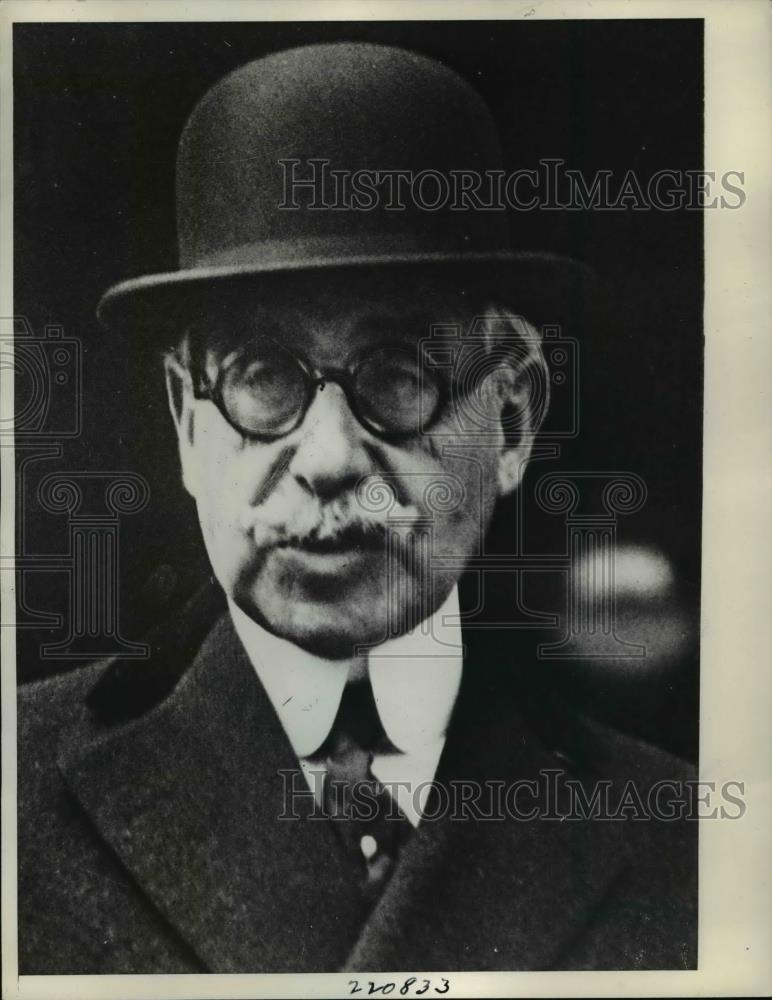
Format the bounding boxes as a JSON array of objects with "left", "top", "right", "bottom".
[
  {"left": 58, "top": 613, "right": 370, "bottom": 972},
  {"left": 59, "top": 609, "right": 634, "bottom": 973},
  {"left": 345, "top": 627, "right": 634, "bottom": 971}
]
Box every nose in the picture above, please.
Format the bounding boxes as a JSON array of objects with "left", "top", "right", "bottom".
[{"left": 287, "top": 381, "right": 372, "bottom": 499}]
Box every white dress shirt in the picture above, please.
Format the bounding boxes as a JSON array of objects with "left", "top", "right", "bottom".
[{"left": 228, "top": 588, "right": 463, "bottom": 827}]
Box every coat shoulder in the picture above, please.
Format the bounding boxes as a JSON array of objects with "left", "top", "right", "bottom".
[
  {"left": 18, "top": 658, "right": 111, "bottom": 765},
  {"left": 514, "top": 677, "right": 695, "bottom": 785},
  {"left": 566, "top": 709, "right": 695, "bottom": 783},
  {"left": 16, "top": 584, "right": 227, "bottom": 975}
]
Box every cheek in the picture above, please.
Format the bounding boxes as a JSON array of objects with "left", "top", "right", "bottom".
[
  {"left": 186, "top": 406, "right": 274, "bottom": 531},
  {"left": 396, "top": 433, "right": 501, "bottom": 540}
]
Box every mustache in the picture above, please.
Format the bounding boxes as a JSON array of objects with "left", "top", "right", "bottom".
[{"left": 240, "top": 482, "right": 420, "bottom": 550}]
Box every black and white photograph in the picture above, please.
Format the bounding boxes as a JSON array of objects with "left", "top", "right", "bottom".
[{"left": 2, "top": 3, "right": 770, "bottom": 998}]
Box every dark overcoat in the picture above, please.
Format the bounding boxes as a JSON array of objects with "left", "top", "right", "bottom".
[{"left": 18, "top": 583, "right": 697, "bottom": 973}]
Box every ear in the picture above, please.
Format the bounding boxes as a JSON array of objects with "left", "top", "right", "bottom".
[
  {"left": 164, "top": 353, "right": 199, "bottom": 498},
  {"left": 495, "top": 348, "right": 550, "bottom": 498}
]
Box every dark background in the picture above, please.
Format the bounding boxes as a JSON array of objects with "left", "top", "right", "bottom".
[{"left": 14, "top": 20, "right": 703, "bottom": 759}]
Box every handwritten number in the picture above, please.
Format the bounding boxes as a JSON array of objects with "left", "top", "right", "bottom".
[{"left": 352, "top": 976, "right": 448, "bottom": 997}]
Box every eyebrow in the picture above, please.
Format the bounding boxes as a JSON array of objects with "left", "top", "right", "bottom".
[
  {"left": 352, "top": 308, "right": 463, "bottom": 338},
  {"left": 190, "top": 300, "right": 478, "bottom": 362}
]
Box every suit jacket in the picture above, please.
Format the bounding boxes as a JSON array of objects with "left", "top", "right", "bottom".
[{"left": 18, "top": 583, "right": 697, "bottom": 974}]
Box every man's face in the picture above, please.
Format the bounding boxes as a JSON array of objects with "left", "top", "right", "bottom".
[{"left": 167, "top": 272, "right": 537, "bottom": 658}]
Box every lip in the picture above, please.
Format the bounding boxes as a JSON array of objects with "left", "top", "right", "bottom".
[
  {"left": 275, "top": 541, "right": 379, "bottom": 575},
  {"left": 286, "top": 537, "right": 366, "bottom": 554},
  {"left": 277, "top": 529, "right": 386, "bottom": 554}
]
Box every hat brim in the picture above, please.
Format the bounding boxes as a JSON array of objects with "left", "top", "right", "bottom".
[{"left": 97, "top": 250, "right": 596, "bottom": 344}]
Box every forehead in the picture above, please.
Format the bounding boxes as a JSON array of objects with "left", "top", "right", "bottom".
[{"left": 186, "top": 271, "right": 485, "bottom": 362}]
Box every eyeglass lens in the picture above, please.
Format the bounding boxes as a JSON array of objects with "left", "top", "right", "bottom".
[{"left": 219, "top": 341, "right": 441, "bottom": 438}]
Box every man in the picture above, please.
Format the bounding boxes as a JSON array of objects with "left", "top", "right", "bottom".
[{"left": 18, "top": 42, "right": 696, "bottom": 973}]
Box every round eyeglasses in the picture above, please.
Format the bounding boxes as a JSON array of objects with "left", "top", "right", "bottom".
[{"left": 186, "top": 336, "right": 449, "bottom": 441}]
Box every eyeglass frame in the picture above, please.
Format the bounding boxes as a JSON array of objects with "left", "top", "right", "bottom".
[{"left": 173, "top": 333, "right": 453, "bottom": 443}]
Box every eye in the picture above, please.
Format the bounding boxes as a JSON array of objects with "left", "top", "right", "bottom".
[
  {"left": 355, "top": 348, "right": 442, "bottom": 434},
  {"left": 241, "top": 357, "right": 289, "bottom": 392},
  {"left": 220, "top": 342, "right": 306, "bottom": 435}
]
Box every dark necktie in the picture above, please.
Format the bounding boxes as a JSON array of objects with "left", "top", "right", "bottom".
[{"left": 312, "top": 678, "right": 413, "bottom": 899}]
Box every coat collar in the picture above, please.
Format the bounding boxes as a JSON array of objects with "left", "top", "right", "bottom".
[
  {"left": 346, "top": 625, "right": 634, "bottom": 970},
  {"left": 58, "top": 612, "right": 369, "bottom": 972},
  {"left": 58, "top": 609, "right": 633, "bottom": 972},
  {"left": 228, "top": 585, "right": 462, "bottom": 758}
]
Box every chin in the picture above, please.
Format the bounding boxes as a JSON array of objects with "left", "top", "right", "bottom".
[
  {"left": 244, "top": 578, "right": 443, "bottom": 660},
  {"left": 231, "top": 576, "right": 388, "bottom": 659},
  {"left": 227, "top": 545, "right": 433, "bottom": 656},
  {"left": 260, "top": 599, "right": 389, "bottom": 659}
]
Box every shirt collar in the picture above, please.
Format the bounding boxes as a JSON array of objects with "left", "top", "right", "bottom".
[{"left": 228, "top": 588, "right": 463, "bottom": 758}]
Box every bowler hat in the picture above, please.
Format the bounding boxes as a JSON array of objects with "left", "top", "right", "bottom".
[{"left": 97, "top": 42, "right": 591, "bottom": 335}]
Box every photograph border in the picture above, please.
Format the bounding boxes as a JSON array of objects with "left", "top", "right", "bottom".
[{"left": 2, "top": 1, "right": 770, "bottom": 998}]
